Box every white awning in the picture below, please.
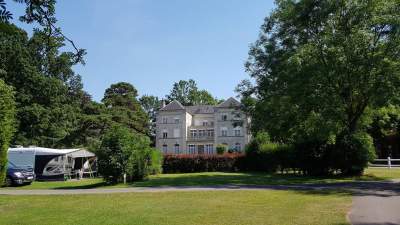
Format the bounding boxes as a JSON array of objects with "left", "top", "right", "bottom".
[
  {"left": 9, "top": 147, "right": 82, "bottom": 156},
  {"left": 69, "top": 149, "right": 95, "bottom": 158}
]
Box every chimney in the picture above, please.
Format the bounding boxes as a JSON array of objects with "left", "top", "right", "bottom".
[{"left": 160, "top": 99, "right": 166, "bottom": 109}]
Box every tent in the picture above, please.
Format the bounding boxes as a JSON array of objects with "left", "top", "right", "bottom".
[{"left": 8, "top": 147, "right": 97, "bottom": 181}]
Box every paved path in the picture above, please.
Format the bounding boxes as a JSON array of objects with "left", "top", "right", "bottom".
[
  {"left": 347, "top": 180, "right": 400, "bottom": 225},
  {"left": 1, "top": 180, "right": 399, "bottom": 225}
]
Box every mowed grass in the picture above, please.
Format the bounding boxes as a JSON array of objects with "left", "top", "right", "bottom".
[
  {"left": 0, "top": 190, "right": 351, "bottom": 225},
  {"left": 5, "top": 167, "right": 400, "bottom": 190}
]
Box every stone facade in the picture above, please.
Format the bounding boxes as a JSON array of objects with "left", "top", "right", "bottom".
[{"left": 156, "top": 98, "right": 251, "bottom": 154}]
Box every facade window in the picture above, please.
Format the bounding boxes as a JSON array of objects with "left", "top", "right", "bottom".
[
  {"left": 207, "top": 129, "right": 214, "bottom": 137},
  {"left": 162, "top": 117, "right": 168, "bottom": 124},
  {"left": 233, "top": 113, "right": 241, "bottom": 120},
  {"left": 162, "top": 130, "right": 168, "bottom": 139},
  {"left": 234, "top": 128, "right": 241, "bottom": 136},
  {"left": 221, "top": 114, "right": 228, "bottom": 121},
  {"left": 162, "top": 144, "right": 168, "bottom": 154},
  {"left": 205, "top": 144, "right": 214, "bottom": 154},
  {"left": 174, "top": 144, "right": 180, "bottom": 154},
  {"left": 173, "top": 129, "right": 180, "bottom": 138},
  {"left": 190, "top": 129, "right": 197, "bottom": 138},
  {"left": 199, "top": 130, "right": 205, "bottom": 137},
  {"left": 202, "top": 121, "right": 208, "bottom": 126},
  {"left": 221, "top": 128, "right": 228, "bottom": 137},
  {"left": 188, "top": 144, "right": 196, "bottom": 154},
  {"left": 174, "top": 117, "right": 180, "bottom": 124},
  {"left": 235, "top": 143, "right": 241, "bottom": 152}
]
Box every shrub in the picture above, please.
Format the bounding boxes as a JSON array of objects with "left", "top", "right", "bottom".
[
  {"left": 96, "top": 125, "right": 161, "bottom": 183},
  {"left": 292, "top": 139, "right": 333, "bottom": 175},
  {"left": 162, "top": 154, "right": 245, "bottom": 173},
  {"left": 332, "top": 132, "right": 376, "bottom": 175},
  {"left": 0, "top": 79, "right": 15, "bottom": 186},
  {"left": 245, "top": 131, "right": 271, "bottom": 155},
  {"left": 245, "top": 140, "right": 293, "bottom": 172},
  {"left": 148, "top": 149, "right": 162, "bottom": 175},
  {"left": 216, "top": 144, "right": 227, "bottom": 155}
]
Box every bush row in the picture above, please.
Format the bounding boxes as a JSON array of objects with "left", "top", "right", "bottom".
[
  {"left": 161, "top": 131, "right": 375, "bottom": 176},
  {"left": 244, "top": 132, "right": 376, "bottom": 176},
  {"left": 162, "top": 154, "right": 245, "bottom": 173}
]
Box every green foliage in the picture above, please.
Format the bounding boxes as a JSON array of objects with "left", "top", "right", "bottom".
[
  {"left": 139, "top": 95, "right": 160, "bottom": 144},
  {"left": 246, "top": 0, "right": 400, "bottom": 138},
  {"left": 245, "top": 132, "right": 293, "bottom": 172},
  {"left": 96, "top": 126, "right": 160, "bottom": 183},
  {"left": 0, "top": 22, "right": 86, "bottom": 147},
  {"left": 216, "top": 144, "right": 227, "bottom": 155},
  {"left": 0, "top": 0, "right": 12, "bottom": 22},
  {"left": 245, "top": 131, "right": 271, "bottom": 154},
  {"left": 333, "top": 132, "right": 376, "bottom": 175},
  {"left": 102, "top": 82, "right": 149, "bottom": 136},
  {"left": 369, "top": 105, "right": 400, "bottom": 138},
  {"left": 0, "top": 79, "right": 15, "bottom": 186},
  {"left": 241, "top": 0, "right": 400, "bottom": 174},
  {"left": 149, "top": 149, "right": 162, "bottom": 174},
  {"left": 166, "top": 79, "right": 219, "bottom": 106}
]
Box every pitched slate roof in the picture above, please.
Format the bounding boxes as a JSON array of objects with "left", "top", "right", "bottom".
[
  {"left": 160, "top": 98, "right": 241, "bottom": 114},
  {"left": 160, "top": 100, "right": 185, "bottom": 111},
  {"left": 186, "top": 105, "right": 215, "bottom": 114},
  {"left": 217, "top": 97, "right": 241, "bottom": 108}
]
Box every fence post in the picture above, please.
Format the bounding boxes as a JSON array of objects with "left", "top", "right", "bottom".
[{"left": 388, "top": 157, "right": 391, "bottom": 169}]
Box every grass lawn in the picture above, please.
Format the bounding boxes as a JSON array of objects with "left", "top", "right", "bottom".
[
  {"left": 3, "top": 168, "right": 395, "bottom": 224},
  {"left": 4, "top": 167, "right": 400, "bottom": 190},
  {"left": 0, "top": 190, "right": 351, "bottom": 225}
]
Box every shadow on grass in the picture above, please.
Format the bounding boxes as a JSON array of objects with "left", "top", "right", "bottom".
[
  {"left": 131, "top": 172, "right": 386, "bottom": 187},
  {"left": 52, "top": 181, "right": 112, "bottom": 190},
  {"left": 48, "top": 171, "right": 400, "bottom": 197}
]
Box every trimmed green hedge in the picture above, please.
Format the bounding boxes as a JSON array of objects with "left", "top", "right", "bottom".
[
  {"left": 0, "top": 79, "right": 15, "bottom": 186},
  {"left": 163, "top": 154, "right": 245, "bottom": 173}
]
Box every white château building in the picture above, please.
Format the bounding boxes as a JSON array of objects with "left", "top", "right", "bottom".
[{"left": 155, "top": 97, "right": 251, "bottom": 154}]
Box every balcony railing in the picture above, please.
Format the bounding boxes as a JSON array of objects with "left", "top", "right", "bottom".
[{"left": 187, "top": 135, "right": 214, "bottom": 141}]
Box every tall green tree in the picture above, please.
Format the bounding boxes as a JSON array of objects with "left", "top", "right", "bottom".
[
  {"left": 0, "top": 22, "right": 85, "bottom": 147},
  {"left": 245, "top": 0, "right": 400, "bottom": 141},
  {"left": 166, "top": 79, "right": 219, "bottom": 106},
  {"left": 102, "top": 82, "right": 149, "bottom": 135},
  {"left": 96, "top": 125, "right": 160, "bottom": 183},
  {"left": 139, "top": 95, "right": 160, "bottom": 144},
  {"left": 0, "top": 79, "right": 15, "bottom": 186},
  {"left": 243, "top": 0, "right": 400, "bottom": 174}
]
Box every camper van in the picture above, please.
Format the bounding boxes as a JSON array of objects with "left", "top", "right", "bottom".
[{"left": 8, "top": 147, "right": 96, "bottom": 181}]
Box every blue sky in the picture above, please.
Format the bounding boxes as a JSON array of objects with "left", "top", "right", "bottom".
[{"left": 7, "top": 0, "right": 275, "bottom": 102}]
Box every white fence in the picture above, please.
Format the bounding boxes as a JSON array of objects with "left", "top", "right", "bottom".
[{"left": 370, "top": 157, "right": 400, "bottom": 168}]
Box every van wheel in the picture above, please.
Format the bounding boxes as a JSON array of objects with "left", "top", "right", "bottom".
[{"left": 5, "top": 177, "right": 13, "bottom": 186}]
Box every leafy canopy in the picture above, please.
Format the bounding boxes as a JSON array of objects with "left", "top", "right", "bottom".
[
  {"left": 244, "top": 0, "right": 400, "bottom": 142},
  {"left": 166, "top": 79, "right": 220, "bottom": 106}
]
